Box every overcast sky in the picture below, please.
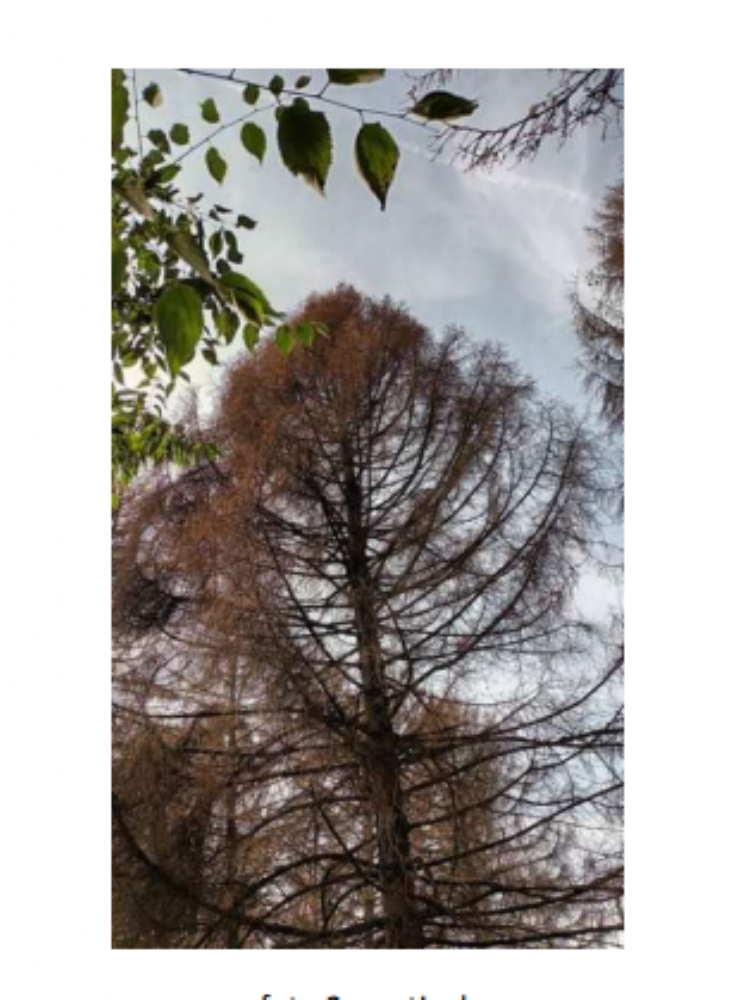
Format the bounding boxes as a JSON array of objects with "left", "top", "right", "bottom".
[
  {"left": 132, "top": 68, "right": 623, "bottom": 618},
  {"left": 136, "top": 69, "right": 622, "bottom": 401}
]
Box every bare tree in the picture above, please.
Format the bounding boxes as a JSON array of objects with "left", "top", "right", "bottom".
[
  {"left": 573, "top": 181, "right": 624, "bottom": 431},
  {"left": 113, "top": 287, "right": 623, "bottom": 947},
  {"left": 418, "top": 69, "right": 624, "bottom": 169}
]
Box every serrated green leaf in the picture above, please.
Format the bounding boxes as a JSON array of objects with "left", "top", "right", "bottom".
[
  {"left": 147, "top": 129, "right": 170, "bottom": 154},
  {"left": 142, "top": 82, "right": 162, "bottom": 108},
  {"left": 112, "top": 69, "right": 129, "bottom": 152},
  {"left": 276, "top": 324, "right": 295, "bottom": 355},
  {"left": 200, "top": 98, "right": 220, "bottom": 123},
  {"left": 236, "top": 214, "right": 257, "bottom": 230},
  {"left": 206, "top": 147, "right": 227, "bottom": 184},
  {"left": 243, "top": 84, "right": 260, "bottom": 105},
  {"left": 277, "top": 104, "right": 332, "bottom": 194},
  {"left": 295, "top": 75, "right": 311, "bottom": 89},
  {"left": 243, "top": 324, "right": 260, "bottom": 351},
  {"left": 155, "top": 283, "right": 204, "bottom": 376},
  {"left": 269, "top": 74, "right": 284, "bottom": 97},
  {"left": 355, "top": 122, "right": 400, "bottom": 211},
  {"left": 170, "top": 122, "right": 190, "bottom": 145},
  {"left": 409, "top": 90, "right": 479, "bottom": 121},
  {"left": 327, "top": 69, "right": 385, "bottom": 86},
  {"left": 240, "top": 121, "right": 266, "bottom": 163}
]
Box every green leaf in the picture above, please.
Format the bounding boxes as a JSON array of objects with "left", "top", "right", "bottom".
[
  {"left": 224, "top": 229, "right": 243, "bottom": 264},
  {"left": 155, "top": 283, "right": 204, "bottom": 376},
  {"left": 147, "top": 129, "right": 170, "bottom": 154},
  {"left": 200, "top": 98, "right": 220, "bottom": 123},
  {"left": 295, "top": 75, "right": 311, "bottom": 89},
  {"left": 243, "top": 323, "right": 260, "bottom": 351},
  {"left": 276, "top": 324, "right": 295, "bottom": 355},
  {"left": 355, "top": 122, "right": 400, "bottom": 211},
  {"left": 155, "top": 163, "right": 181, "bottom": 184},
  {"left": 139, "top": 149, "right": 166, "bottom": 176},
  {"left": 269, "top": 74, "right": 285, "bottom": 97},
  {"left": 219, "top": 271, "right": 275, "bottom": 324},
  {"left": 112, "top": 69, "right": 129, "bottom": 152},
  {"left": 327, "top": 69, "right": 385, "bottom": 85},
  {"left": 295, "top": 322, "right": 316, "bottom": 347},
  {"left": 170, "top": 122, "right": 190, "bottom": 145},
  {"left": 206, "top": 147, "right": 227, "bottom": 184},
  {"left": 240, "top": 121, "right": 266, "bottom": 163},
  {"left": 209, "top": 229, "right": 223, "bottom": 258},
  {"left": 235, "top": 295, "right": 265, "bottom": 325},
  {"left": 409, "top": 90, "right": 479, "bottom": 121},
  {"left": 243, "top": 83, "right": 260, "bottom": 105},
  {"left": 236, "top": 214, "right": 257, "bottom": 230},
  {"left": 142, "top": 82, "right": 162, "bottom": 108},
  {"left": 277, "top": 103, "right": 332, "bottom": 194},
  {"left": 112, "top": 235, "right": 128, "bottom": 292},
  {"left": 218, "top": 272, "right": 269, "bottom": 301},
  {"left": 215, "top": 307, "right": 240, "bottom": 344}
]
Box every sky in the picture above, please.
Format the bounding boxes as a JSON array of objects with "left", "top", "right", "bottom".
[{"left": 131, "top": 68, "right": 623, "bottom": 619}]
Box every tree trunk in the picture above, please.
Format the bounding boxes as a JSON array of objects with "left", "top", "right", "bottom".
[{"left": 344, "top": 452, "right": 424, "bottom": 948}]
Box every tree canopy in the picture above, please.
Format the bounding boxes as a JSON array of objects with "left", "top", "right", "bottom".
[{"left": 113, "top": 288, "right": 623, "bottom": 948}]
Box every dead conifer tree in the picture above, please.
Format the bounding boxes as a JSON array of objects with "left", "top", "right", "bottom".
[{"left": 113, "top": 286, "right": 623, "bottom": 948}]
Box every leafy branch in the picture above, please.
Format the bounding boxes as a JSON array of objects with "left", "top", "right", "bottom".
[{"left": 111, "top": 68, "right": 622, "bottom": 503}]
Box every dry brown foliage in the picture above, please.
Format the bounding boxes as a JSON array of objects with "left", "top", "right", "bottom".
[{"left": 113, "top": 287, "right": 623, "bottom": 948}]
